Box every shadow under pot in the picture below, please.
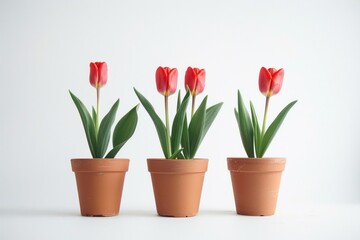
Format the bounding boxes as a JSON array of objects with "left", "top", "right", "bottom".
[
  {"left": 227, "top": 157, "right": 286, "bottom": 216},
  {"left": 147, "top": 158, "right": 208, "bottom": 217},
  {"left": 71, "top": 158, "right": 129, "bottom": 217}
]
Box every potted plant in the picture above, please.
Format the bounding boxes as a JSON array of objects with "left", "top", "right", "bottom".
[
  {"left": 69, "top": 62, "right": 138, "bottom": 216},
  {"left": 134, "top": 66, "right": 223, "bottom": 217},
  {"left": 228, "top": 67, "right": 297, "bottom": 216}
]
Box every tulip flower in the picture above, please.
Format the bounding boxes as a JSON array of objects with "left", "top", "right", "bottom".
[
  {"left": 156, "top": 67, "right": 178, "bottom": 96},
  {"left": 89, "top": 62, "right": 108, "bottom": 89},
  {"left": 185, "top": 67, "right": 206, "bottom": 117},
  {"left": 258, "top": 67, "right": 285, "bottom": 136},
  {"left": 155, "top": 66, "right": 178, "bottom": 155},
  {"left": 258, "top": 67, "right": 284, "bottom": 97},
  {"left": 89, "top": 62, "right": 108, "bottom": 136},
  {"left": 185, "top": 67, "right": 206, "bottom": 96}
]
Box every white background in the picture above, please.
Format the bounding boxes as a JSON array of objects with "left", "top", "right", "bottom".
[{"left": 0, "top": 0, "right": 359, "bottom": 239}]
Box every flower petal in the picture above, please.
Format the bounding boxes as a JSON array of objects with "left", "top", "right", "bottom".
[
  {"left": 184, "top": 67, "right": 196, "bottom": 93},
  {"left": 168, "top": 68, "right": 178, "bottom": 95},
  {"left": 156, "top": 66, "right": 167, "bottom": 95},
  {"left": 259, "top": 67, "right": 271, "bottom": 96},
  {"left": 195, "top": 68, "right": 206, "bottom": 95},
  {"left": 89, "top": 62, "right": 98, "bottom": 88},
  {"left": 96, "top": 62, "right": 107, "bottom": 88},
  {"left": 270, "top": 68, "right": 284, "bottom": 96}
]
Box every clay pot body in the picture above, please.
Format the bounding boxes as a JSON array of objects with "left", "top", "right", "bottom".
[
  {"left": 227, "top": 157, "right": 286, "bottom": 216},
  {"left": 147, "top": 158, "right": 208, "bottom": 217},
  {"left": 71, "top": 159, "right": 129, "bottom": 217}
]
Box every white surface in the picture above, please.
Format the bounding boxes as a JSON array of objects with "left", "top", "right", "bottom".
[
  {"left": 0, "top": 0, "right": 359, "bottom": 239},
  {"left": 1, "top": 205, "right": 359, "bottom": 240}
]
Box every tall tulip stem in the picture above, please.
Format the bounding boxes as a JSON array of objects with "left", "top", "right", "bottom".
[
  {"left": 95, "top": 88, "right": 100, "bottom": 137},
  {"left": 261, "top": 96, "right": 270, "bottom": 136},
  {"left": 191, "top": 95, "right": 196, "bottom": 117},
  {"left": 165, "top": 95, "right": 172, "bottom": 156}
]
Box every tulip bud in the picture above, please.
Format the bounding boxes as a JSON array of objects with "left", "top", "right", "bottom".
[
  {"left": 185, "top": 67, "right": 206, "bottom": 96},
  {"left": 89, "top": 62, "right": 108, "bottom": 89},
  {"left": 258, "top": 67, "right": 284, "bottom": 97},
  {"left": 156, "top": 66, "right": 178, "bottom": 96}
]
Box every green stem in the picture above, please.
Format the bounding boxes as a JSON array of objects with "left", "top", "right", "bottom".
[
  {"left": 95, "top": 88, "right": 100, "bottom": 138},
  {"left": 261, "top": 96, "right": 270, "bottom": 136},
  {"left": 191, "top": 95, "right": 196, "bottom": 118},
  {"left": 165, "top": 95, "right": 172, "bottom": 158}
]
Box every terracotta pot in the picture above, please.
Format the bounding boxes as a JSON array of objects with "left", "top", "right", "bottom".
[
  {"left": 71, "top": 158, "right": 129, "bottom": 217},
  {"left": 147, "top": 158, "right": 208, "bottom": 217},
  {"left": 227, "top": 157, "right": 286, "bottom": 216}
]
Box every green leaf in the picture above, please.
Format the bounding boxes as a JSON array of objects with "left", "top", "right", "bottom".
[
  {"left": 97, "top": 100, "right": 119, "bottom": 158},
  {"left": 250, "top": 101, "right": 261, "bottom": 158},
  {"left": 112, "top": 105, "right": 139, "bottom": 147},
  {"left": 236, "top": 90, "right": 254, "bottom": 158},
  {"left": 188, "top": 96, "right": 207, "bottom": 159},
  {"left": 69, "top": 91, "right": 97, "bottom": 157},
  {"left": 176, "top": 91, "right": 181, "bottom": 111},
  {"left": 177, "top": 152, "right": 185, "bottom": 159},
  {"left": 259, "top": 100, "right": 297, "bottom": 157},
  {"left": 169, "top": 148, "right": 184, "bottom": 159},
  {"left": 105, "top": 104, "right": 139, "bottom": 158},
  {"left": 171, "top": 90, "right": 190, "bottom": 155},
  {"left": 181, "top": 115, "right": 190, "bottom": 159},
  {"left": 200, "top": 102, "right": 223, "bottom": 143},
  {"left": 105, "top": 144, "right": 125, "bottom": 159},
  {"left": 134, "top": 88, "right": 170, "bottom": 158},
  {"left": 105, "top": 106, "right": 138, "bottom": 158},
  {"left": 234, "top": 109, "right": 240, "bottom": 126}
]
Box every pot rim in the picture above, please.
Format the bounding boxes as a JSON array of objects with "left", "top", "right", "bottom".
[
  {"left": 147, "top": 158, "right": 208, "bottom": 173},
  {"left": 147, "top": 158, "right": 208, "bottom": 161},
  {"left": 71, "top": 158, "right": 130, "bottom": 161},
  {"left": 71, "top": 158, "right": 130, "bottom": 173},
  {"left": 227, "top": 157, "right": 286, "bottom": 160},
  {"left": 227, "top": 157, "right": 286, "bottom": 172}
]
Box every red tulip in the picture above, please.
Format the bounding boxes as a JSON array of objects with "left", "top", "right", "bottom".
[
  {"left": 156, "top": 66, "right": 178, "bottom": 96},
  {"left": 185, "top": 67, "right": 206, "bottom": 96},
  {"left": 89, "top": 62, "right": 108, "bottom": 89},
  {"left": 258, "top": 67, "right": 284, "bottom": 97}
]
